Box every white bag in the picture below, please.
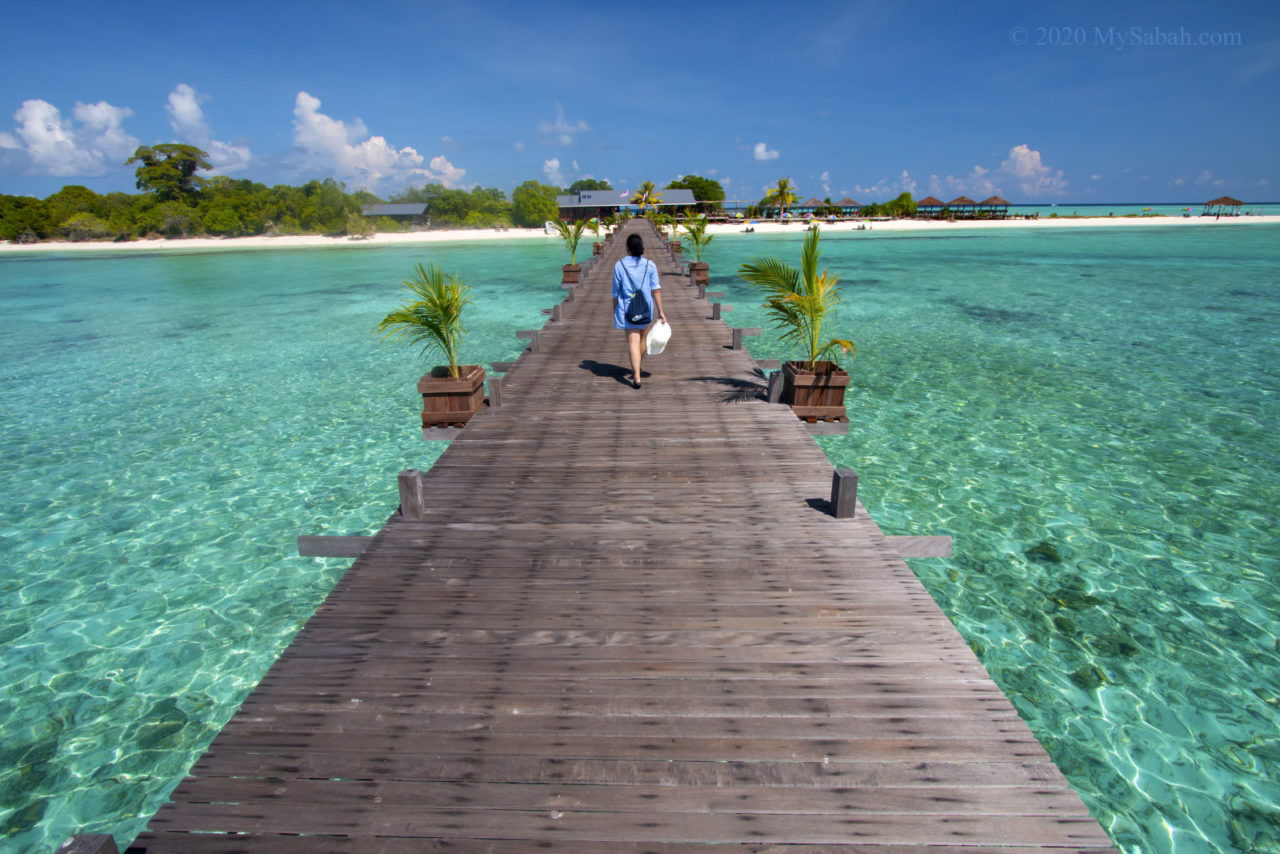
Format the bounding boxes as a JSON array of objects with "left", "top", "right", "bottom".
[{"left": 646, "top": 320, "right": 671, "bottom": 355}]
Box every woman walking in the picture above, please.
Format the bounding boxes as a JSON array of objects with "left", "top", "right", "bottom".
[{"left": 612, "top": 233, "right": 666, "bottom": 389}]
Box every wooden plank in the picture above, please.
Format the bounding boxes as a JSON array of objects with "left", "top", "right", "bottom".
[
  {"left": 133, "top": 217, "right": 1115, "bottom": 852},
  {"left": 887, "top": 535, "right": 954, "bottom": 557}
]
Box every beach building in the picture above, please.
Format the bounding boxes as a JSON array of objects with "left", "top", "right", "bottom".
[
  {"left": 978, "top": 195, "right": 1011, "bottom": 218},
  {"left": 915, "top": 195, "right": 946, "bottom": 219},
  {"left": 795, "top": 196, "right": 825, "bottom": 216},
  {"left": 836, "top": 196, "right": 860, "bottom": 216},
  {"left": 556, "top": 188, "right": 697, "bottom": 221},
  {"left": 947, "top": 196, "right": 979, "bottom": 218},
  {"left": 361, "top": 203, "right": 429, "bottom": 226},
  {"left": 1203, "top": 195, "right": 1244, "bottom": 216}
]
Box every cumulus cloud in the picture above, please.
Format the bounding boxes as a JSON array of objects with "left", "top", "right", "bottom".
[
  {"left": 856, "top": 169, "right": 920, "bottom": 199},
  {"left": 2, "top": 98, "right": 138, "bottom": 176},
  {"left": 166, "top": 84, "right": 251, "bottom": 173},
  {"left": 543, "top": 157, "right": 564, "bottom": 185},
  {"left": 1195, "top": 169, "right": 1224, "bottom": 187},
  {"left": 1001, "top": 144, "right": 1066, "bottom": 196},
  {"left": 753, "top": 141, "right": 779, "bottom": 161},
  {"left": 538, "top": 102, "right": 588, "bottom": 145},
  {"left": 290, "top": 91, "right": 465, "bottom": 189},
  {"left": 820, "top": 170, "right": 831, "bottom": 195}
]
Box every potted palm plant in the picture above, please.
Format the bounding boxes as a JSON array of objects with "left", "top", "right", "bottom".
[
  {"left": 737, "top": 226, "right": 855, "bottom": 421},
  {"left": 588, "top": 217, "right": 605, "bottom": 255},
  {"left": 377, "top": 262, "right": 486, "bottom": 428},
  {"left": 552, "top": 218, "right": 588, "bottom": 284},
  {"left": 682, "top": 216, "right": 714, "bottom": 286}
]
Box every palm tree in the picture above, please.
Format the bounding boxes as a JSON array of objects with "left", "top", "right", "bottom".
[
  {"left": 762, "top": 176, "right": 797, "bottom": 220},
  {"left": 631, "top": 181, "right": 662, "bottom": 212},
  {"left": 376, "top": 262, "right": 472, "bottom": 378},
  {"left": 551, "top": 218, "right": 589, "bottom": 264},
  {"left": 681, "top": 216, "right": 714, "bottom": 262},
  {"left": 737, "top": 226, "right": 854, "bottom": 371}
]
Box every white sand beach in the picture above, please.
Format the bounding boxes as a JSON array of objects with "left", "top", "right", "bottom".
[{"left": 2, "top": 214, "right": 1277, "bottom": 253}]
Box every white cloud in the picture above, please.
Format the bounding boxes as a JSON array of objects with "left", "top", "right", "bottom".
[
  {"left": 856, "top": 169, "right": 921, "bottom": 199},
  {"left": 513, "top": 141, "right": 526, "bottom": 151},
  {"left": 290, "top": 91, "right": 465, "bottom": 189},
  {"left": 753, "top": 141, "right": 779, "bottom": 161},
  {"left": 3, "top": 98, "right": 139, "bottom": 176},
  {"left": 1000, "top": 144, "right": 1067, "bottom": 196},
  {"left": 1091, "top": 173, "right": 1102, "bottom": 180},
  {"left": 538, "top": 102, "right": 588, "bottom": 145},
  {"left": 1195, "top": 169, "right": 1224, "bottom": 188},
  {"left": 166, "top": 84, "right": 251, "bottom": 173},
  {"left": 820, "top": 170, "right": 831, "bottom": 195},
  {"left": 543, "top": 157, "right": 564, "bottom": 185}
]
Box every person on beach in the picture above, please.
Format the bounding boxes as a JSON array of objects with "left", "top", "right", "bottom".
[{"left": 612, "top": 233, "right": 666, "bottom": 389}]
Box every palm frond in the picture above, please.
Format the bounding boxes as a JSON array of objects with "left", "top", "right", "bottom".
[{"left": 376, "top": 262, "right": 471, "bottom": 376}]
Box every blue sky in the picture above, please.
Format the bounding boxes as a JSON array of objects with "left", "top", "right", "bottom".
[{"left": 1, "top": 0, "right": 1276, "bottom": 203}]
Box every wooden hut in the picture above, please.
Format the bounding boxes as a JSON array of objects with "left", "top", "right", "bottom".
[
  {"left": 978, "top": 195, "right": 1011, "bottom": 219},
  {"left": 836, "top": 197, "right": 860, "bottom": 217},
  {"left": 947, "top": 196, "right": 978, "bottom": 218},
  {"left": 796, "top": 197, "right": 825, "bottom": 217},
  {"left": 1203, "top": 196, "right": 1244, "bottom": 217},
  {"left": 915, "top": 195, "right": 946, "bottom": 219}
]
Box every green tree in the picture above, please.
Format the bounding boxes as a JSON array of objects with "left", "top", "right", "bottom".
[
  {"left": 666, "top": 175, "right": 725, "bottom": 211},
  {"left": 761, "top": 176, "right": 797, "bottom": 219},
  {"left": 883, "top": 192, "right": 917, "bottom": 218},
  {"left": 60, "top": 212, "right": 111, "bottom": 241},
  {"left": 127, "top": 144, "right": 211, "bottom": 201},
  {"left": 0, "top": 195, "right": 53, "bottom": 241},
  {"left": 567, "top": 178, "right": 613, "bottom": 193},
  {"left": 631, "top": 181, "right": 662, "bottom": 212},
  {"left": 510, "top": 180, "right": 559, "bottom": 227}
]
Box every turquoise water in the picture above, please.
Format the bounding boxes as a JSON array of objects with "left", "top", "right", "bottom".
[{"left": 2, "top": 225, "right": 1279, "bottom": 852}]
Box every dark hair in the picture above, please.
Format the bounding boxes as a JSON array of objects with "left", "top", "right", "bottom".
[{"left": 626, "top": 234, "right": 644, "bottom": 257}]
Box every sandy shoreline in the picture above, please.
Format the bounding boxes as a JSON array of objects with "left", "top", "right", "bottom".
[{"left": 2, "top": 214, "right": 1277, "bottom": 254}]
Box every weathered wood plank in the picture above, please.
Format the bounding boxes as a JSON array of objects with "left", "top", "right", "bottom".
[{"left": 134, "top": 217, "right": 1114, "bottom": 852}]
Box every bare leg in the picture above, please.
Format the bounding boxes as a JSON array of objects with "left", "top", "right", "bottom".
[{"left": 627, "top": 331, "right": 644, "bottom": 387}]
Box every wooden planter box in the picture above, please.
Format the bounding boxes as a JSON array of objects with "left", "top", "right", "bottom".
[
  {"left": 592, "top": 242, "right": 603, "bottom": 256},
  {"left": 418, "top": 364, "right": 486, "bottom": 427},
  {"left": 562, "top": 264, "right": 582, "bottom": 285},
  {"left": 689, "top": 262, "right": 709, "bottom": 286},
  {"left": 782, "top": 360, "right": 849, "bottom": 421}
]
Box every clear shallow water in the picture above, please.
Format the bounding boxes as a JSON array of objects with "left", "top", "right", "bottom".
[{"left": 2, "top": 226, "right": 1278, "bottom": 852}]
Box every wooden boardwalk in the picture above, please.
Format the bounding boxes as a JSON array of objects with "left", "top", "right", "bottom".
[{"left": 134, "top": 220, "right": 1116, "bottom": 852}]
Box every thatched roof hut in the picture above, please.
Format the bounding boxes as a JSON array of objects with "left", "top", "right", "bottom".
[
  {"left": 1203, "top": 196, "right": 1245, "bottom": 216},
  {"left": 836, "top": 196, "right": 860, "bottom": 210},
  {"left": 916, "top": 196, "right": 946, "bottom": 208},
  {"left": 948, "top": 196, "right": 978, "bottom": 208},
  {"left": 979, "top": 195, "right": 1011, "bottom": 218}
]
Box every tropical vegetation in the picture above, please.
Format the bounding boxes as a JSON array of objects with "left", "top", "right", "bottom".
[
  {"left": 681, "top": 216, "right": 714, "bottom": 262},
  {"left": 665, "top": 174, "right": 725, "bottom": 212},
  {"left": 761, "top": 176, "right": 797, "bottom": 219},
  {"left": 737, "top": 227, "right": 854, "bottom": 371},
  {"left": 551, "top": 218, "right": 589, "bottom": 264},
  {"left": 630, "top": 181, "right": 661, "bottom": 211},
  {"left": 376, "top": 262, "right": 473, "bottom": 378}
]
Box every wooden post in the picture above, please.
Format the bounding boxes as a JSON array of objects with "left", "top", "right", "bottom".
[
  {"left": 398, "top": 470, "right": 426, "bottom": 520},
  {"left": 766, "top": 370, "right": 784, "bottom": 403},
  {"left": 711, "top": 303, "right": 721, "bottom": 320},
  {"left": 831, "top": 469, "right": 858, "bottom": 518},
  {"left": 516, "top": 330, "right": 539, "bottom": 353},
  {"left": 697, "top": 284, "right": 706, "bottom": 300},
  {"left": 551, "top": 303, "right": 562, "bottom": 322},
  {"left": 731, "top": 327, "right": 743, "bottom": 350},
  {"left": 58, "top": 836, "right": 118, "bottom": 854},
  {"left": 488, "top": 374, "right": 503, "bottom": 409}
]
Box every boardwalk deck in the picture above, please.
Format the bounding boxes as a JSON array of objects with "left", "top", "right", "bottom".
[{"left": 133, "top": 220, "right": 1115, "bottom": 852}]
